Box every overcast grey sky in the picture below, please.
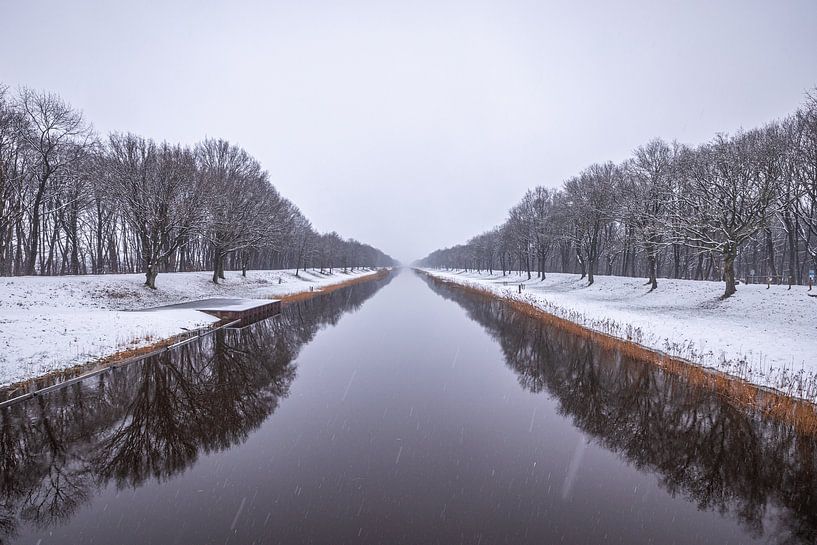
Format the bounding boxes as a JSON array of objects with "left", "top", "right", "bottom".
[{"left": 2, "top": 0, "right": 816, "bottom": 262}]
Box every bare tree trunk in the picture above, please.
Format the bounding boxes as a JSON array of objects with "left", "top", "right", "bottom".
[
  {"left": 69, "top": 215, "right": 80, "bottom": 275},
  {"left": 765, "top": 227, "right": 777, "bottom": 278},
  {"left": 788, "top": 226, "right": 798, "bottom": 284},
  {"left": 647, "top": 253, "right": 658, "bottom": 291},
  {"left": 587, "top": 240, "right": 598, "bottom": 286},
  {"left": 95, "top": 208, "right": 104, "bottom": 274},
  {"left": 722, "top": 248, "right": 737, "bottom": 298},
  {"left": 212, "top": 250, "right": 222, "bottom": 284},
  {"left": 672, "top": 244, "right": 681, "bottom": 279},
  {"left": 621, "top": 244, "right": 629, "bottom": 278},
  {"left": 25, "top": 182, "right": 47, "bottom": 275},
  {"left": 13, "top": 215, "right": 24, "bottom": 275},
  {"left": 145, "top": 264, "right": 158, "bottom": 289}
]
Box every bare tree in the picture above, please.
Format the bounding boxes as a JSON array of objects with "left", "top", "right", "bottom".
[
  {"left": 671, "top": 131, "right": 783, "bottom": 298},
  {"left": 563, "top": 162, "right": 619, "bottom": 285},
  {"left": 197, "top": 138, "right": 276, "bottom": 284},
  {"left": 17, "top": 88, "right": 93, "bottom": 274},
  {"left": 529, "top": 187, "right": 556, "bottom": 279},
  {"left": 104, "top": 134, "right": 203, "bottom": 289},
  {"left": 619, "top": 139, "right": 677, "bottom": 290},
  {"left": 793, "top": 92, "right": 817, "bottom": 276},
  {"left": 0, "top": 85, "right": 28, "bottom": 275},
  {"left": 506, "top": 198, "right": 535, "bottom": 279},
  {"left": 290, "top": 211, "right": 315, "bottom": 277}
]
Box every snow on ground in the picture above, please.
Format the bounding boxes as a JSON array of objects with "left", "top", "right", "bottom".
[
  {"left": 422, "top": 268, "right": 817, "bottom": 401},
  {"left": 0, "top": 268, "right": 381, "bottom": 387}
]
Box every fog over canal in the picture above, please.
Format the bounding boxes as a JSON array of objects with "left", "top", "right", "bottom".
[{"left": 1, "top": 270, "right": 815, "bottom": 544}]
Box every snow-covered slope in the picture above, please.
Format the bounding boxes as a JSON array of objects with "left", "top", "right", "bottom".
[
  {"left": 422, "top": 269, "right": 817, "bottom": 401},
  {"left": 0, "top": 268, "right": 381, "bottom": 386}
]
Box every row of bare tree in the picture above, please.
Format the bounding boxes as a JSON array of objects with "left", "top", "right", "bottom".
[
  {"left": 0, "top": 84, "right": 395, "bottom": 288},
  {"left": 419, "top": 92, "right": 817, "bottom": 298}
]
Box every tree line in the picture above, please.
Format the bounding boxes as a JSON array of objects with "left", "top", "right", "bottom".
[
  {"left": 419, "top": 91, "right": 817, "bottom": 298},
  {"left": 0, "top": 84, "right": 395, "bottom": 288}
]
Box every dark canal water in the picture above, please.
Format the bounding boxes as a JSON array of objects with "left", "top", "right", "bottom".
[{"left": 1, "top": 269, "right": 815, "bottom": 544}]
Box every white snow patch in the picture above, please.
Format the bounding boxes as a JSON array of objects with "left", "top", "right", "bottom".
[{"left": 0, "top": 268, "right": 382, "bottom": 386}]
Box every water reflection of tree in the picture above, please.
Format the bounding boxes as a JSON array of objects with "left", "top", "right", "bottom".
[
  {"left": 427, "top": 279, "right": 817, "bottom": 545},
  {"left": 0, "top": 275, "right": 390, "bottom": 541}
]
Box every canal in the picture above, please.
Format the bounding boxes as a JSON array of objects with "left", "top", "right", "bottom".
[{"left": 1, "top": 269, "right": 815, "bottom": 544}]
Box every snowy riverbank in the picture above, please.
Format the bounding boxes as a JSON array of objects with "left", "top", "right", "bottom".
[
  {"left": 0, "top": 268, "right": 383, "bottom": 386},
  {"left": 421, "top": 269, "right": 817, "bottom": 402}
]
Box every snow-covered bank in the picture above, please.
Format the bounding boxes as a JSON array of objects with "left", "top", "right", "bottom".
[
  {"left": 0, "top": 268, "right": 383, "bottom": 387},
  {"left": 421, "top": 269, "right": 817, "bottom": 402}
]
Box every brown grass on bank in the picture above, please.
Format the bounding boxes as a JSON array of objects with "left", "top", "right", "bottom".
[
  {"left": 0, "top": 325, "right": 224, "bottom": 402},
  {"left": 1, "top": 270, "right": 390, "bottom": 403},
  {"left": 422, "top": 271, "right": 817, "bottom": 437},
  {"left": 279, "top": 269, "right": 390, "bottom": 304}
]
